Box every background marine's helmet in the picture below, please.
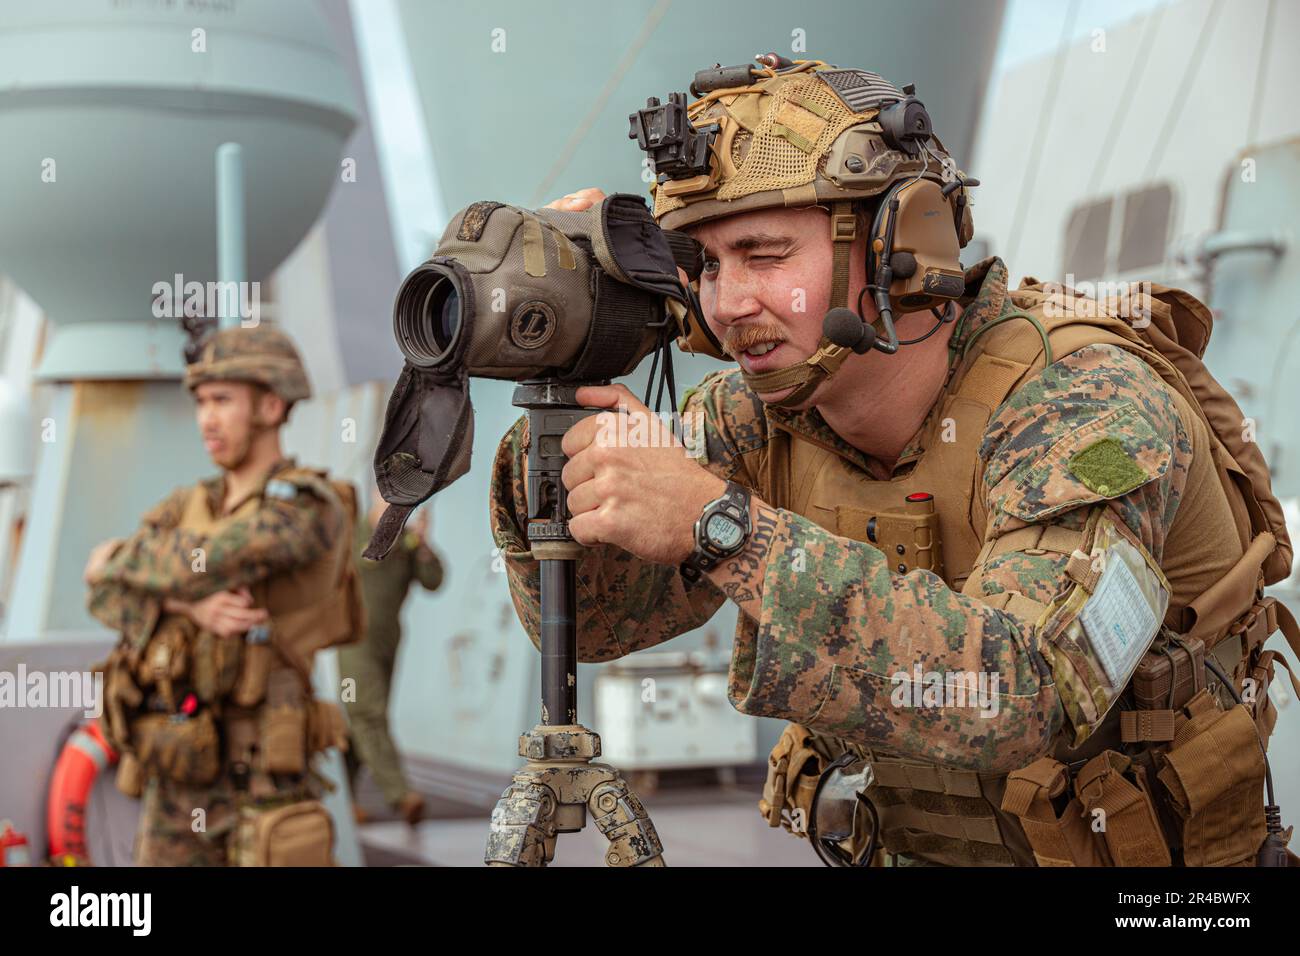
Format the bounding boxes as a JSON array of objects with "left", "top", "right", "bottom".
[{"left": 183, "top": 325, "right": 313, "bottom": 405}]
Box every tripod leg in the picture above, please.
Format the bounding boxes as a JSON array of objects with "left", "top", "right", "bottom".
[
  {"left": 485, "top": 780, "right": 556, "bottom": 867},
  {"left": 589, "top": 778, "right": 665, "bottom": 867}
]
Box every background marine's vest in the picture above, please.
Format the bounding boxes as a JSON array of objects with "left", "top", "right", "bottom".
[
  {"left": 177, "top": 468, "right": 361, "bottom": 685},
  {"left": 106, "top": 466, "right": 361, "bottom": 798},
  {"left": 751, "top": 280, "right": 1297, "bottom": 866},
  {"left": 175, "top": 467, "right": 361, "bottom": 790}
]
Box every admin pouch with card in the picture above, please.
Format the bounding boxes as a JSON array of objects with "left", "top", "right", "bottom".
[{"left": 1036, "top": 512, "right": 1171, "bottom": 747}]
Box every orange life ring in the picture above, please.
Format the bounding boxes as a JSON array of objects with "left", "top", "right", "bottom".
[{"left": 46, "top": 719, "right": 118, "bottom": 866}]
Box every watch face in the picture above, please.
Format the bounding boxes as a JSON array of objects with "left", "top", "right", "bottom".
[{"left": 705, "top": 513, "right": 745, "bottom": 551}]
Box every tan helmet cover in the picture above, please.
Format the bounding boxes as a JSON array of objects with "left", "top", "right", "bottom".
[
  {"left": 183, "top": 325, "right": 313, "bottom": 405},
  {"left": 649, "top": 59, "right": 975, "bottom": 406},
  {"left": 650, "top": 61, "right": 962, "bottom": 231}
]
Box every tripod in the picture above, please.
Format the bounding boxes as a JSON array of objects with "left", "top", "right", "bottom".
[{"left": 484, "top": 380, "right": 666, "bottom": 867}]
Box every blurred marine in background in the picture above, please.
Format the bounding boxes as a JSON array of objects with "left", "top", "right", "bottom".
[
  {"left": 491, "top": 57, "right": 1300, "bottom": 867},
  {"left": 84, "top": 325, "right": 362, "bottom": 866},
  {"left": 342, "top": 490, "right": 443, "bottom": 826}
]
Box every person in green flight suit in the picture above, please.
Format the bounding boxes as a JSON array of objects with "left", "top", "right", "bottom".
[{"left": 341, "top": 488, "right": 444, "bottom": 826}]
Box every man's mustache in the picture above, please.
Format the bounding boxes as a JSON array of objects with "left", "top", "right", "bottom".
[{"left": 721, "top": 322, "right": 788, "bottom": 357}]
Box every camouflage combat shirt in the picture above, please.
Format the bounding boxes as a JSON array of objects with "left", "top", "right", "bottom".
[{"left": 88, "top": 456, "right": 344, "bottom": 649}]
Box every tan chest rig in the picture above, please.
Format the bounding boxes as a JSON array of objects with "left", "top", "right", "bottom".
[
  {"left": 104, "top": 469, "right": 361, "bottom": 803},
  {"left": 754, "top": 283, "right": 1300, "bottom": 867}
]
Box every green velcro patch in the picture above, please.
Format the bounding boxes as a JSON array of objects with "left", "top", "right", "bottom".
[
  {"left": 1067, "top": 437, "right": 1148, "bottom": 498},
  {"left": 678, "top": 385, "right": 699, "bottom": 417}
]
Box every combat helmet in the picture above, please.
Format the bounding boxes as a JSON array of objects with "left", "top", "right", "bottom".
[
  {"left": 629, "top": 55, "right": 979, "bottom": 406},
  {"left": 183, "top": 324, "right": 313, "bottom": 406}
]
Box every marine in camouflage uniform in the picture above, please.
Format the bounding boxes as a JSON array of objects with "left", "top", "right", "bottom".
[
  {"left": 340, "top": 500, "right": 443, "bottom": 823},
  {"left": 86, "top": 325, "right": 351, "bottom": 866},
  {"left": 487, "top": 59, "right": 1288, "bottom": 867},
  {"left": 491, "top": 256, "right": 1196, "bottom": 767}
]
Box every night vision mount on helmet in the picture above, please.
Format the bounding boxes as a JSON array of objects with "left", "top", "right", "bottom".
[{"left": 182, "top": 324, "right": 313, "bottom": 406}]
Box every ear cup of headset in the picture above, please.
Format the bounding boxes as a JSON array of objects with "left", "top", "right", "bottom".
[{"left": 867, "top": 179, "right": 967, "bottom": 318}]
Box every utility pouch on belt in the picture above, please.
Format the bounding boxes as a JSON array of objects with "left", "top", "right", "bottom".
[
  {"left": 115, "top": 751, "right": 144, "bottom": 798},
  {"left": 193, "top": 627, "right": 242, "bottom": 703},
  {"left": 1001, "top": 756, "right": 1108, "bottom": 866},
  {"left": 135, "top": 616, "right": 192, "bottom": 710},
  {"left": 1075, "top": 750, "right": 1171, "bottom": 866},
  {"left": 1243, "top": 648, "right": 1289, "bottom": 746},
  {"left": 1123, "top": 634, "right": 1204, "bottom": 744},
  {"left": 99, "top": 646, "right": 143, "bottom": 756},
  {"left": 1156, "top": 689, "right": 1266, "bottom": 866},
  {"left": 1225, "top": 597, "right": 1297, "bottom": 748},
  {"left": 758, "top": 722, "right": 826, "bottom": 836},
  {"left": 233, "top": 800, "right": 334, "bottom": 867},
  {"left": 232, "top": 624, "right": 274, "bottom": 707},
  {"left": 131, "top": 709, "right": 220, "bottom": 786},
  {"left": 260, "top": 668, "right": 308, "bottom": 775},
  {"left": 307, "top": 699, "right": 349, "bottom": 754}
]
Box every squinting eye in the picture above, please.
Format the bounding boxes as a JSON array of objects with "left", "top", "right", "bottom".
[{"left": 701, "top": 258, "right": 719, "bottom": 276}]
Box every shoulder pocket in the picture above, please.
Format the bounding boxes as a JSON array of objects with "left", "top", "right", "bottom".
[{"left": 996, "top": 403, "right": 1170, "bottom": 522}]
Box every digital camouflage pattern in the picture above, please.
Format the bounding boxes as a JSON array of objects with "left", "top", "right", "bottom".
[
  {"left": 135, "top": 775, "right": 239, "bottom": 866},
  {"left": 489, "top": 257, "right": 1196, "bottom": 772},
  {"left": 88, "top": 460, "right": 343, "bottom": 652},
  {"left": 182, "top": 325, "right": 312, "bottom": 404}
]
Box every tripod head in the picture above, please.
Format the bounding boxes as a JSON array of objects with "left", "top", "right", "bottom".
[{"left": 513, "top": 379, "right": 606, "bottom": 561}]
